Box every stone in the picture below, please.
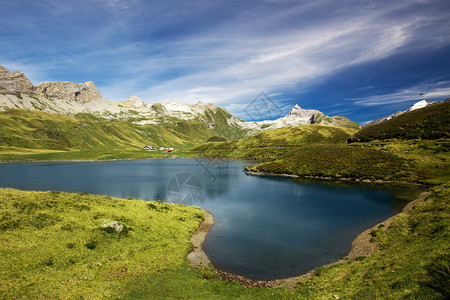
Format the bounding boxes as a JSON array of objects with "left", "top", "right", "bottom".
[{"left": 100, "top": 220, "right": 127, "bottom": 234}]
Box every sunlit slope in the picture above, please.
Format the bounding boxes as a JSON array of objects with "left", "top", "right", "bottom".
[
  {"left": 245, "top": 144, "right": 412, "bottom": 181},
  {"left": 193, "top": 125, "right": 357, "bottom": 152},
  {"left": 0, "top": 188, "right": 204, "bottom": 299},
  {"left": 0, "top": 109, "right": 231, "bottom": 151},
  {"left": 349, "top": 100, "right": 450, "bottom": 142}
]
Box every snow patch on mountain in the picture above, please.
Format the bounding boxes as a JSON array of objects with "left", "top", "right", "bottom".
[{"left": 365, "top": 99, "right": 438, "bottom": 126}]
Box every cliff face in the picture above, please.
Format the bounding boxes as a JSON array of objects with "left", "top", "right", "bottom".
[
  {"left": 0, "top": 66, "right": 35, "bottom": 94},
  {"left": 35, "top": 81, "right": 102, "bottom": 103},
  {"left": 0, "top": 66, "right": 102, "bottom": 102}
]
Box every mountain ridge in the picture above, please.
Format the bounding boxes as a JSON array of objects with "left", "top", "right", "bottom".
[
  {"left": 365, "top": 100, "right": 439, "bottom": 127},
  {"left": 0, "top": 66, "right": 360, "bottom": 133}
]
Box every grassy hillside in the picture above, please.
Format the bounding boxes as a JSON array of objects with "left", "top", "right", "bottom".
[
  {"left": 0, "top": 109, "right": 238, "bottom": 158},
  {"left": 190, "top": 125, "right": 358, "bottom": 159},
  {"left": 0, "top": 185, "right": 448, "bottom": 299},
  {"left": 0, "top": 189, "right": 204, "bottom": 299},
  {"left": 190, "top": 124, "right": 434, "bottom": 182},
  {"left": 314, "top": 113, "right": 362, "bottom": 129},
  {"left": 246, "top": 144, "right": 412, "bottom": 181},
  {"left": 248, "top": 138, "right": 449, "bottom": 183},
  {"left": 349, "top": 100, "right": 450, "bottom": 142}
]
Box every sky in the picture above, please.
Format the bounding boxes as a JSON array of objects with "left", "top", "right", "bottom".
[{"left": 1, "top": 0, "right": 450, "bottom": 124}]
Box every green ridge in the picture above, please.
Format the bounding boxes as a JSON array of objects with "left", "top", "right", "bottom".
[{"left": 350, "top": 100, "right": 450, "bottom": 142}]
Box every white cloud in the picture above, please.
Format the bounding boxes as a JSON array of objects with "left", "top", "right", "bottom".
[
  {"left": 351, "top": 83, "right": 450, "bottom": 107},
  {"left": 94, "top": 1, "right": 450, "bottom": 106}
]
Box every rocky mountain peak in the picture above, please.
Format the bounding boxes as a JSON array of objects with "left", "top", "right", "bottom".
[
  {"left": 35, "top": 80, "right": 102, "bottom": 103},
  {"left": 124, "top": 96, "right": 144, "bottom": 108},
  {"left": 405, "top": 99, "right": 436, "bottom": 112},
  {"left": 287, "top": 104, "right": 320, "bottom": 119},
  {"left": 0, "top": 66, "right": 35, "bottom": 94}
]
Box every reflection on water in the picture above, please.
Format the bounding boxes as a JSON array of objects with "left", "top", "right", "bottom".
[{"left": 0, "top": 158, "right": 426, "bottom": 280}]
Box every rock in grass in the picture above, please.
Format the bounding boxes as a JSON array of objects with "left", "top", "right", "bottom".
[{"left": 100, "top": 220, "right": 128, "bottom": 235}]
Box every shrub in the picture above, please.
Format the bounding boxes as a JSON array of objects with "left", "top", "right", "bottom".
[
  {"left": 421, "top": 255, "right": 450, "bottom": 298},
  {"left": 85, "top": 241, "right": 98, "bottom": 250}
]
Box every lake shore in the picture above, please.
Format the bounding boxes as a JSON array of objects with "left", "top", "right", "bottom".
[
  {"left": 188, "top": 211, "right": 214, "bottom": 266},
  {"left": 191, "top": 190, "right": 431, "bottom": 288},
  {"left": 243, "top": 169, "right": 428, "bottom": 186}
]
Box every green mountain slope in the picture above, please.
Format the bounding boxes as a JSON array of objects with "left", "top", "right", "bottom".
[
  {"left": 349, "top": 100, "right": 450, "bottom": 142},
  {"left": 245, "top": 144, "right": 412, "bottom": 181},
  {"left": 238, "top": 124, "right": 358, "bottom": 147},
  {"left": 191, "top": 125, "right": 357, "bottom": 157},
  {"left": 0, "top": 109, "right": 232, "bottom": 152}
]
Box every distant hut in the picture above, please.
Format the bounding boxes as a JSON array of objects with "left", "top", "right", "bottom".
[{"left": 142, "top": 145, "right": 156, "bottom": 151}]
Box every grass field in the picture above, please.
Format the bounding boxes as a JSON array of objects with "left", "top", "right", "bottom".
[{"left": 0, "top": 189, "right": 204, "bottom": 299}]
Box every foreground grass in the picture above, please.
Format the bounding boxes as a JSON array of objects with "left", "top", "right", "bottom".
[
  {"left": 1, "top": 185, "right": 448, "bottom": 299},
  {"left": 0, "top": 189, "right": 205, "bottom": 299}
]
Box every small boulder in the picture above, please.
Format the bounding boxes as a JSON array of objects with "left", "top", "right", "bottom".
[{"left": 100, "top": 220, "right": 128, "bottom": 235}]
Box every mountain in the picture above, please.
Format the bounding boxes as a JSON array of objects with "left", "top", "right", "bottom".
[
  {"left": 0, "top": 108, "right": 243, "bottom": 152},
  {"left": 0, "top": 66, "right": 359, "bottom": 139},
  {"left": 348, "top": 100, "right": 450, "bottom": 142},
  {"left": 365, "top": 100, "right": 438, "bottom": 126},
  {"left": 0, "top": 66, "right": 35, "bottom": 94},
  {"left": 242, "top": 104, "right": 361, "bottom": 133}
]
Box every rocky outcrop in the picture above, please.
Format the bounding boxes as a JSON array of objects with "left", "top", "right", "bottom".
[
  {"left": 251, "top": 104, "right": 361, "bottom": 130},
  {"left": 0, "top": 66, "right": 35, "bottom": 94},
  {"left": 123, "top": 96, "right": 144, "bottom": 108},
  {"left": 286, "top": 104, "right": 321, "bottom": 124},
  {"left": 35, "top": 81, "right": 102, "bottom": 103},
  {"left": 0, "top": 65, "right": 102, "bottom": 103}
]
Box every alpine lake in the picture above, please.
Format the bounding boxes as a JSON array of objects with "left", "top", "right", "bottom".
[{"left": 0, "top": 158, "right": 426, "bottom": 280}]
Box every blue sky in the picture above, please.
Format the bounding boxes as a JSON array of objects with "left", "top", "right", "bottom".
[{"left": 1, "top": 0, "right": 450, "bottom": 124}]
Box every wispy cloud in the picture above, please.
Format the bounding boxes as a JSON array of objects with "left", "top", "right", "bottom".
[{"left": 351, "top": 81, "right": 450, "bottom": 107}]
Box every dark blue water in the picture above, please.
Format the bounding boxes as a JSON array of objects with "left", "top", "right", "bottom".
[{"left": 0, "top": 158, "right": 422, "bottom": 280}]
